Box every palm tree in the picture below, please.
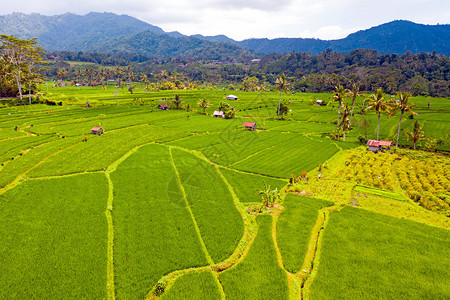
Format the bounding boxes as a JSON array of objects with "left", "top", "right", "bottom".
[
  {"left": 173, "top": 94, "right": 183, "bottom": 110},
  {"left": 406, "top": 120, "right": 425, "bottom": 150},
  {"left": 74, "top": 69, "right": 82, "bottom": 84},
  {"left": 275, "top": 73, "right": 289, "bottom": 120},
  {"left": 84, "top": 68, "right": 94, "bottom": 86},
  {"left": 126, "top": 66, "right": 134, "bottom": 85},
  {"left": 333, "top": 85, "right": 347, "bottom": 128},
  {"left": 197, "top": 98, "right": 210, "bottom": 114},
  {"left": 347, "top": 83, "right": 362, "bottom": 126},
  {"left": 105, "top": 68, "right": 111, "bottom": 86},
  {"left": 388, "top": 91, "right": 417, "bottom": 147},
  {"left": 339, "top": 102, "right": 351, "bottom": 141},
  {"left": 160, "top": 70, "right": 168, "bottom": 82},
  {"left": 99, "top": 114, "right": 106, "bottom": 133},
  {"left": 115, "top": 66, "right": 124, "bottom": 88},
  {"left": 365, "top": 88, "right": 388, "bottom": 141}
]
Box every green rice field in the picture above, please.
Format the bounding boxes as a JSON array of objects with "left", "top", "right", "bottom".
[{"left": 0, "top": 86, "right": 448, "bottom": 299}]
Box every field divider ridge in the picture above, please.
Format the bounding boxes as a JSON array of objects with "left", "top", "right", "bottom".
[
  {"left": 104, "top": 172, "right": 115, "bottom": 300},
  {"left": 0, "top": 138, "right": 85, "bottom": 194},
  {"left": 160, "top": 144, "right": 288, "bottom": 181},
  {"left": 168, "top": 147, "right": 214, "bottom": 265},
  {"left": 144, "top": 163, "right": 260, "bottom": 299},
  {"left": 299, "top": 205, "right": 339, "bottom": 300}
]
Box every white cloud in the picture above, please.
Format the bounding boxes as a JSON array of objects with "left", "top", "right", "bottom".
[{"left": 1, "top": 0, "right": 449, "bottom": 40}]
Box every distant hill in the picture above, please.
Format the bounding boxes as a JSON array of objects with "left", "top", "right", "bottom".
[
  {"left": 239, "top": 20, "right": 449, "bottom": 55},
  {"left": 328, "top": 20, "right": 450, "bottom": 55},
  {"left": 0, "top": 12, "right": 165, "bottom": 51},
  {"left": 0, "top": 12, "right": 448, "bottom": 56},
  {"left": 192, "top": 34, "right": 237, "bottom": 44},
  {"left": 99, "top": 30, "right": 254, "bottom": 60}
]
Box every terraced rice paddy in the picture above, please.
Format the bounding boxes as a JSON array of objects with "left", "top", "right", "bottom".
[{"left": 0, "top": 87, "right": 448, "bottom": 299}]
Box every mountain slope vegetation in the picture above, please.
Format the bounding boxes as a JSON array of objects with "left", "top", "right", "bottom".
[{"left": 0, "top": 12, "right": 448, "bottom": 56}]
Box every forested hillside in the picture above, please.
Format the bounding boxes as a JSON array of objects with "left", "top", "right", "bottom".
[
  {"left": 1, "top": 13, "right": 449, "bottom": 56},
  {"left": 237, "top": 21, "right": 450, "bottom": 55},
  {"left": 44, "top": 49, "right": 450, "bottom": 97}
]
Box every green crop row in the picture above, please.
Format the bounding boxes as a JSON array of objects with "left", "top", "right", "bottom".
[
  {"left": 0, "top": 174, "right": 108, "bottom": 298},
  {"left": 220, "top": 168, "right": 287, "bottom": 203},
  {"left": 0, "top": 128, "right": 27, "bottom": 140},
  {"left": 277, "top": 195, "right": 333, "bottom": 273},
  {"left": 0, "top": 136, "right": 79, "bottom": 188},
  {"left": 161, "top": 271, "right": 221, "bottom": 300},
  {"left": 311, "top": 207, "right": 450, "bottom": 299},
  {"left": 111, "top": 144, "right": 209, "bottom": 299},
  {"left": 171, "top": 148, "right": 244, "bottom": 263},
  {"left": 233, "top": 135, "right": 341, "bottom": 178},
  {"left": 0, "top": 135, "right": 57, "bottom": 164},
  {"left": 27, "top": 125, "right": 186, "bottom": 177},
  {"left": 220, "top": 214, "right": 289, "bottom": 299}
]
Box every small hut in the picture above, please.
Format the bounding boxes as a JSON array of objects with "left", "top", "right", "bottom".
[
  {"left": 367, "top": 140, "right": 393, "bottom": 152},
  {"left": 316, "top": 99, "right": 323, "bottom": 105},
  {"left": 243, "top": 122, "right": 257, "bottom": 131},
  {"left": 213, "top": 111, "right": 225, "bottom": 118},
  {"left": 91, "top": 126, "right": 104, "bottom": 135},
  {"left": 158, "top": 104, "right": 169, "bottom": 110},
  {"left": 227, "top": 94, "right": 238, "bottom": 101}
]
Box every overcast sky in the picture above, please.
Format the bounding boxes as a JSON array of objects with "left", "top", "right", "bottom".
[{"left": 2, "top": 0, "right": 449, "bottom": 40}]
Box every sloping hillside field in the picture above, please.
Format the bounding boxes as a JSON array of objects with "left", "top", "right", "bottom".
[{"left": 0, "top": 89, "right": 448, "bottom": 299}]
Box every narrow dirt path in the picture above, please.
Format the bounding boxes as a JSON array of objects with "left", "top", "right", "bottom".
[
  {"left": 104, "top": 172, "right": 115, "bottom": 300},
  {"left": 298, "top": 206, "right": 339, "bottom": 300}
]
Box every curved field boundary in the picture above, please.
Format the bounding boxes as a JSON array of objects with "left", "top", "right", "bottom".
[
  {"left": 271, "top": 205, "right": 304, "bottom": 299},
  {"left": 300, "top": 206, "right": 339, "bottom": 300},
  {"left": 169, "top": 147, "right": 214, "bottom": 265},
  {"left": 144, "top": 157, "right": 259, "bottom": 299},
  {"left": 0, "top": 140, "right": 85, "bottom": 196},
  {"left": 104, "top": 172, "right": 115, "bottom": 300}
]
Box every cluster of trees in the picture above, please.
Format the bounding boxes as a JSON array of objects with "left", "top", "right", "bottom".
[
  {"left": 259, "top": 49, "right": 449, "bottom": 97},
  {"left": 331, "top": 84, "right": 428, "bottom": 149},
  {"left": 44, "top": 48, "right": 450, "bottom": 97},
  {"left": 0, "top": 35, "right": 45, "bottom": 102},
  {"left": 2, "top": 35, "right": 449, "bottom": 102},
  {"left": 46, "top": 64, "right": 202, "bottom": 91}
]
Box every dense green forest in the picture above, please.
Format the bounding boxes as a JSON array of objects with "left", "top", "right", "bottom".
[{"left": 43, "top": 49, "right": 449, "bottom": 97}]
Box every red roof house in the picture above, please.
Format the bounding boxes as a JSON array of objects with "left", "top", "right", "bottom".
[
  {"left": 367, "top": 140, "right": 393, "bottom": 152},
  {"left": 158, "top": 104, "right": 169, "bottom": 110},
  {"left": 243, "top": 122, "right": 257, "bottom": 131},
  {"left": 91, "top": 126, "right": 104, "bottom": 135}
]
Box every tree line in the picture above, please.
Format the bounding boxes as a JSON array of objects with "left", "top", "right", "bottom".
[
  {"left": 0, "top": 35, "right": 45, "bottom": 101},
  {"left": 44, "top": 48, "right": 450, "bottom": 97},
  {"left": 1, "top": 35, "right": 449, "bottom": 100}
]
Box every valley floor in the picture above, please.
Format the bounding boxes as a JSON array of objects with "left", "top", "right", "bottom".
[{"left": 0, "top": 90, "right": 449, "bottom": 299}]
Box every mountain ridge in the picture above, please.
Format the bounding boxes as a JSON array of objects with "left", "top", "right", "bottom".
[{"left": 0, "top": 12, "right": 448, "bottom": 56}]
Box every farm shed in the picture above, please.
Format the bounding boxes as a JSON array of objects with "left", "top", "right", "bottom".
[
  {"left": 213, "top": 111, "right": 225, "bottom": 118},
  {"left": 91, "top": 126, "right": 104, "bottom": 135},
  {"left": 227, "top": 94, "right": 238, "bottom": 101},
  {"left": 243, "top": 122, "right": 257, "bottom": 131},
  {"left": 316, "top": 99, "right": 323, "bottom": 105},
  {"left": 158, "top": 104, "right": 169, "bottom": 110},
  {"left": 367, "top": 140, "right": 393, "bottom": 152}
]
